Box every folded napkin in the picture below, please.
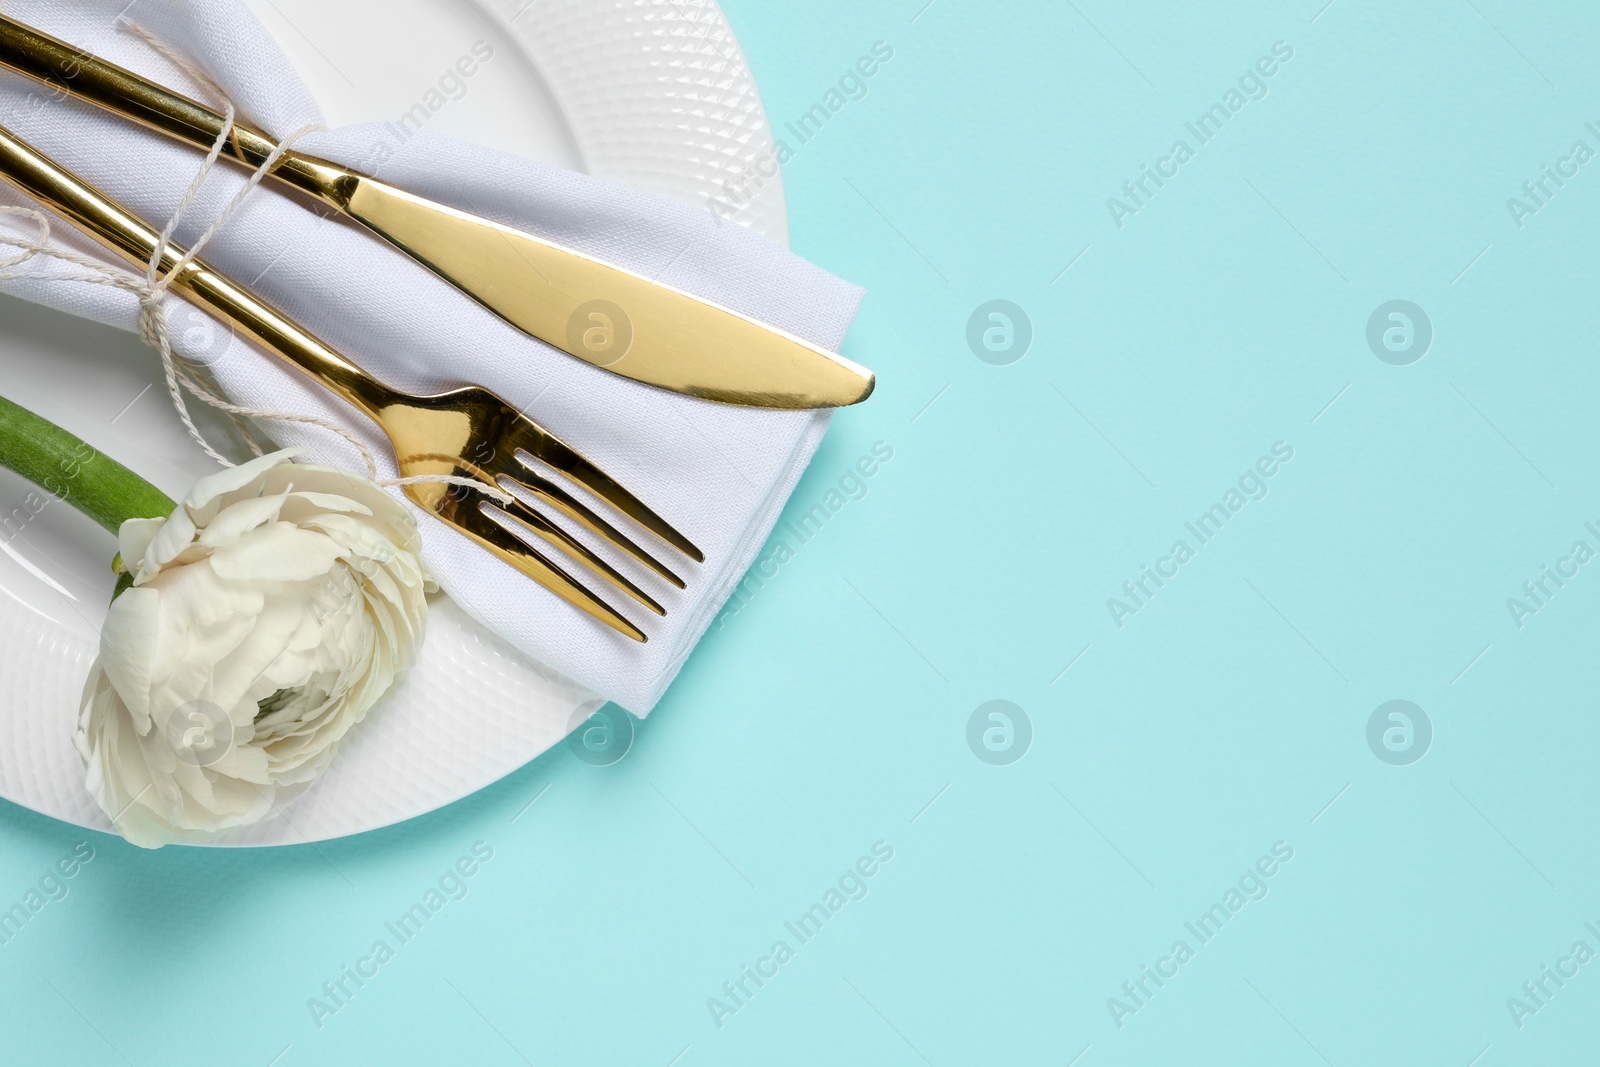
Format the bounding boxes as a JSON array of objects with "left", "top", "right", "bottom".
[{"left": 0, "top": 0, "right": 861, "bottom": 714}]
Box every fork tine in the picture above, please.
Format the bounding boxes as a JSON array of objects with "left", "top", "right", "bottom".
[
  {"left": 488, "top": 494, "right": 667, "bottom": 616},
  {"left": 498, "top": 471, "right": 686, "bottom": 589},
  {"left": 507, "top": 420, "right": 706, "bottom": 563},
  {"left": 417, "top": 486, "right": 647, "bottom": 642}
]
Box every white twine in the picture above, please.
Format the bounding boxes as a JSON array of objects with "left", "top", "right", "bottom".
[{"left": 0, "top": 20, "right": 511, "bottom": 505}]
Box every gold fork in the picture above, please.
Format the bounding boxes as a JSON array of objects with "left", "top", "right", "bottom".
[{"left": 0, "top": 121, "right": 700, "bottom": 642}]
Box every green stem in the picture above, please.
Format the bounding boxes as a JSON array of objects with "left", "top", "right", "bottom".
[{"left": 0, "top": 394, "right": 175, "bottom": 534}]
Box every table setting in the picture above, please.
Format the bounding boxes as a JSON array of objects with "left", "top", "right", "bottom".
[
  {"left": 7, "top": 0, "right": 1600, "bottom": 1063},
  {"left": 0, "top": 0, "right": 876, "bottom": 847}
]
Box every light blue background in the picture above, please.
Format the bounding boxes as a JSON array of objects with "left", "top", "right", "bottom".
[{"left": 5, "top": 0, "right": 1600, "bottom": 1063}]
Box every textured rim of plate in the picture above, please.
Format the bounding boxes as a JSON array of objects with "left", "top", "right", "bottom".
[
  {"left": 477, "top": 0, "right": 790, "bottom": 245},
  {"left": 0, "top": 0, "right": 788, "bottom": 847}
]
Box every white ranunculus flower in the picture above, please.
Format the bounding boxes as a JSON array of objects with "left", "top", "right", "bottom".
[{"left": 74, "top": 449, "right": 428, "bottom": 848}]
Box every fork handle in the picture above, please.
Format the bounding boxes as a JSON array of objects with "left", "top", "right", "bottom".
[
  {"left": 0, "top": 14, "right": 351, "bottom": 208},
  {"left": 0, "top": 121, "right": 395, "bottom": 420}
]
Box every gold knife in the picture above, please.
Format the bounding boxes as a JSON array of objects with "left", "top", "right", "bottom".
[{"left": 0, "top": 14, "right": 875, "bottom": 410}]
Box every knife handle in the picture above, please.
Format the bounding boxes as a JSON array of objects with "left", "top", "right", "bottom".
[
  {"left": 0, "top": 119, "right": 395, "bottom": 420},
  {"left": 0, "top": 14, "right": 351, "bottom": 207}
]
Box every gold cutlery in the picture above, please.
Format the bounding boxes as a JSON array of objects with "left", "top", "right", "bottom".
[
  {"left": 0, "top": 120, "right": 700, "bottom": 642},
  {"left": 0, "top": 14, "right": 876, "bottom": 411}
]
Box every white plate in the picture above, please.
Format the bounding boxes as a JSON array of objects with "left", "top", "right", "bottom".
[{"left": 0, "top": 0, "right": 787, "bottom": 845}]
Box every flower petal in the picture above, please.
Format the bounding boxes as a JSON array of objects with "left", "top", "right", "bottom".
[
  {"left": 196, "top": 493, "right": 292, "bottom": 547},
  {"left": 207, "top": 526, "right": 342, "bottom": 583},
  {"left": 183, "top": 449, "right": 304, "bottom": 515},
  {"left": 117, "top": 517, "right": 168, "bottom": 570}
]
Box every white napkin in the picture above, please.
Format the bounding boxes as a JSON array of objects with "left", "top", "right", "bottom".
[{"left": 0, "top": 0, "right": 862, "bottom": 714}]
